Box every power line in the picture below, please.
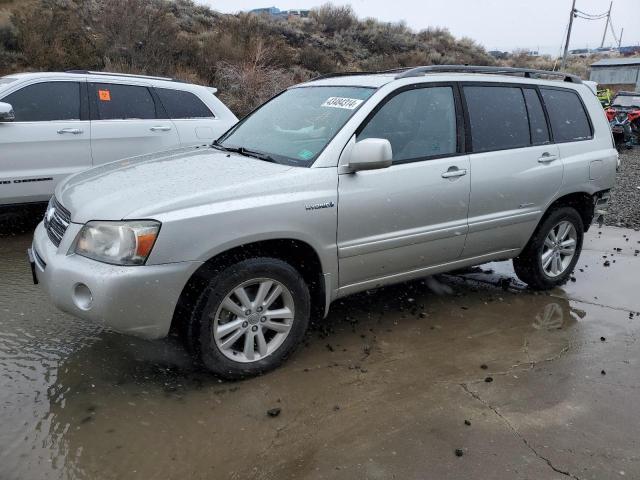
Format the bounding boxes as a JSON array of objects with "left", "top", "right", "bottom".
[{"left": 574, "top": 9, "right": 609, "bottom": 19}]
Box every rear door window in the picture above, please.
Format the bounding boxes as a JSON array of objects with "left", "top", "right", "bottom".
[
  {"left": 155, "top": 88, "right": 214, "bottom": 118},
  {"left": 464, "top": 85, "right": 530, "bottom": 152},
  {"left": 540, "top": 88, "right": 592, "bottom": 142},
  {"left": 3, "top": 82, "right": 81, "bottom": 122},
  {"left": 358, "top": 86, "right": 458, "bottom": 163},
  {"left": 92, "top": 83, "right": 157, "bottom": 120},
  {"left": 523, "top": 88, "right": 550, "bottom": 145}
]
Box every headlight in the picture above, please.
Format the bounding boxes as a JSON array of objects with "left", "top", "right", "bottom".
[{"left": 74, "top": 220, "right": 161, "bottom": 265}]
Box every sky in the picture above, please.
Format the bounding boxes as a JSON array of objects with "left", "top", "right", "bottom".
[{"left": 197, "top": 0, "right": 640, "bottom": 55}]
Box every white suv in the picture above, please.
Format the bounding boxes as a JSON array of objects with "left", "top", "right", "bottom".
[{"left": 0, "top": 71, "right": 237, "bottom": 209}]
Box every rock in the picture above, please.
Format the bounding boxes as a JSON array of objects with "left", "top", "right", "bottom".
[
  {"left": 267, "top": 408, "right": 281, "bottom": 417},
  {"left": 480, "top": 364, "right": 488, "bottom": 370},
  {"left": 455, "top": 448, "right": 464, "bottom": 457},
  {"left": 601, "top": 370, "right": 606, "bottom": 375},
  {"left": 601, "top": 336, "right": 606, "bottom": 342},
  {"left": 484, "top": 377, "right": 493, "bottom": 383},
  {"left": 464, "top": 419, "right": 471, "bottom": 426}
]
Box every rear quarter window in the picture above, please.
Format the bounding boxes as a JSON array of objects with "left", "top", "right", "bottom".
[
  {"left": 155, "top": 88, "right": 214, "bottom": 119},
  {"left": 540, "top": 88, "right": 592, "bottom": 143}
]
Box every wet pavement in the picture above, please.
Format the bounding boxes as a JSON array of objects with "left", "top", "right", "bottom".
[{"left": 1, "top": 226, "right": 639, "bottom": 480}]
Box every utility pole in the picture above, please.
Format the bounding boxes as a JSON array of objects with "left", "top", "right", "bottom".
[
  {"left": 561, "top": 0, "right": 577, "bottom": 70},
  {"left": 600, "top": 1, "right": 612, "bottom": 48},
  {"left": 618, "top": 28, "right": 623, "bottom": 48}
]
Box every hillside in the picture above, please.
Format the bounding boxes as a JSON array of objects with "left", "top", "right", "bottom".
[{"left": 0, "top": 0, "right": 594, "bottom": 116}]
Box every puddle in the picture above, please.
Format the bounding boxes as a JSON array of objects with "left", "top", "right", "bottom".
[{"left": 1, "top": 228, "right": 639, "bottom": 479}]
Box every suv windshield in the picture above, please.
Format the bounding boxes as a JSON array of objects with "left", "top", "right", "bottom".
[
  {"left": 612, "top": 95, "right": 640, "bottom": 108},
  {"left": 217, "top": 86, "right": 375, "bottom": 166}
]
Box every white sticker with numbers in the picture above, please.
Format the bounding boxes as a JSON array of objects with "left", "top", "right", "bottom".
[{"left": 321, "top": 97, "right": 364, "bottom": 109}]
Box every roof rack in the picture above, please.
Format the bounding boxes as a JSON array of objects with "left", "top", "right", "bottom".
[
  {"left": 311, "top": 67, "right": 409, "bottom": 81},
  {"left": 65, "top": 70, "right": 176, "bottom": 82},
  {"left": 394, "top": 65, "right": 582, "bottom": 83}
]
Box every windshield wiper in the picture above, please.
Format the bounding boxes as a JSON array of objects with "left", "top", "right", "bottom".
[
  {"left": 212, "top": 141, "right": 277, "bottom": 163},
  {"left": 237, "top": 147, "right": 277, "bottom": 163},
  {"left": 211, "top": 139, "right": 229, "bottom": 151}
]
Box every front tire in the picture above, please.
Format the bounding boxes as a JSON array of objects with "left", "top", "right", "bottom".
[
  {"left": 189, "top": 257, "right": 310, "bottom": 379},
  {"left": 513, "top": 207, "right": 584, "bottom": 290}
]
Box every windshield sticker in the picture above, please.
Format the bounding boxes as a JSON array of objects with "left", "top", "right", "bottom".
[
  {"left": 298, "top": 149, "right": 314, "bottom": 160},
  {"left": 98, "top": 89, "right": 111, "bottom": 102},
  {"left": 321, "top": 97, "right": 364, "bottom": 110}
]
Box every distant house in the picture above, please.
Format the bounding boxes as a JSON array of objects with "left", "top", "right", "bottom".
[
  {"left": 250, "top": 6, "right": 282, "bottom": 16},
  {"left": 488, "top": 50, "right": 508, "bottom": 60},
  {"left": 619, "top": 46, "right": 640, "bottom": 57},
  {"left": 249, "top": 6, "right": 310, "bottom": 19},
  {"left": 590, "top": 58, "right": 640, "bottom": 92}
]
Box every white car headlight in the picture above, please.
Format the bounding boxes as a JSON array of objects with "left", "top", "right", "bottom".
[{"left": 74, "top": 221, "right": 161, "bottom": 266}]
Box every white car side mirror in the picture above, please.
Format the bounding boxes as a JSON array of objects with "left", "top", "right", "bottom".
[
  {"left": 0, "top": 102, "right": 15, "bottom": 122},
  {"left": 347, "top": 138, "right": 392, "bottom": 172}
]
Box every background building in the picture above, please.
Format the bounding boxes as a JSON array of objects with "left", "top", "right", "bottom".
[{"left": 590, "top": 57, "right": 640, "bottom": 92}]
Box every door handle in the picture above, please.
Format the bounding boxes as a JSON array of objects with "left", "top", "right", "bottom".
[
  {"left": 57, "top": 128, "right": 83, "bottom": 135},
  {"left": 150, "top": 126, "right": 172, "bottom": 132},
  {"left": 441, "top": 167, "right": 467, "bottom": 178},
  {"left": 538, "top": 152, "right": 558, "bottom": 163}
]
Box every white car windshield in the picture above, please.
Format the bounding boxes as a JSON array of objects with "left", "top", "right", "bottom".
[{"left": 216, "top": 86, "right": 375, "bottom": 166}]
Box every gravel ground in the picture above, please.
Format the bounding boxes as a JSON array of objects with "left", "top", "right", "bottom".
[{"left": 606, "top": 148, "right": 640, "bottom": 230}]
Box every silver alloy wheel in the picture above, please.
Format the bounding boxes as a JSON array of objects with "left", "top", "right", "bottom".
[
  {"left": 212, "top": 278, "right": 295, "bottom": 363},
  {"left": 540, "top": 220, "right": 577, "bottom": 278}
]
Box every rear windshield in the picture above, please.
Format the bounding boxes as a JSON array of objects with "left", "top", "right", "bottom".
[
  {"left": 217, "top": 86, "right": 375, "bottom": 166},
  {"left": 612, "top": 95, "right": 640, "bottom": 108}
]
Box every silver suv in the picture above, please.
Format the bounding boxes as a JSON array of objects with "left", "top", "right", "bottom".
[{"left": 30, "top": 66, "right": 617, "bottom": 378}]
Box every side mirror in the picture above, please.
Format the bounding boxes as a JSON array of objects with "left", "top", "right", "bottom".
[
  {"left": 347, "top": 138, "right": 393, "bottom": 172},
  {"left": 0, "top": 102, "right": 15, "bottom": 122}
]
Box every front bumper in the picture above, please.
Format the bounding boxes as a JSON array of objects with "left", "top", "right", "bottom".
[{"left": 31, "top": 221, "right": 202, "bottom": 339}]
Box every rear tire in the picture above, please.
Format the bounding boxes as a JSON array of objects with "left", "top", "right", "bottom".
[
  {"left": 513, "top": 207, "right": 584, "bottom": 290},
  {"left": 188, "top": 257, "right": 310, "bottom": 379}
]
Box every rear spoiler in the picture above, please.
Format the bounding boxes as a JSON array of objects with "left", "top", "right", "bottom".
[{"left": 206, "top": 87, "right": 218, "bottom": 95}]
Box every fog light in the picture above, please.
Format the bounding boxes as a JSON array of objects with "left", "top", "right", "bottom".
[{"left": 73, "top": 283, "right": 93, "bottom": 310}]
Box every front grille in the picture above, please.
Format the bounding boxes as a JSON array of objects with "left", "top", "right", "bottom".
[{"left": 44, "top": 197, "right": 71, "bottom": 247}]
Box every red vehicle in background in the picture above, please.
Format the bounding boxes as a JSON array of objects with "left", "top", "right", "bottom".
[{"left": 605, "top": 91, "right": 640, "bottom": 150}]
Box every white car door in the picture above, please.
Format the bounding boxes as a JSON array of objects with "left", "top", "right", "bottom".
[
  {"left": 337, "top": 85, "right": 470, "bottom": 291},
  {"left": 153, "top": 87, "right": 232, "bottom": 145},
  {"left": 461, "top": 84, "right": 563, "bottom": 258},
  {"left": 88, "top": 82, "right": 180, "bottom": 165},
  {"left": 0, "top": 80, "right": 91, "bottom": 205}
]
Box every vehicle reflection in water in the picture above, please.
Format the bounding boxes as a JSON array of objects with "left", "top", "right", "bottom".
[{"left": 532, "top": 300, "right": 585, "bottom": 331}]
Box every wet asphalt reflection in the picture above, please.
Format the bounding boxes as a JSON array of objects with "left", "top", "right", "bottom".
[{"left": 1, "top": 227, "right": 639, "bottom": 479}]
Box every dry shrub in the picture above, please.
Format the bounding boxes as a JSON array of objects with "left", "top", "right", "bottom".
[
  {"left": 215, "top": 39, "right": 295, "bottom": 117},
  {"left": 310, "top": 3, "right": 356, "bottom": 34}
]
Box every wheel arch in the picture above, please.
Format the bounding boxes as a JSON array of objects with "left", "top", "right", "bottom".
[
  {"left": 170, "top": 238, "right": 327, "bottom": 339},
  {"left": 543, "top": 191, "right": 595, "bottom": 232}
]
